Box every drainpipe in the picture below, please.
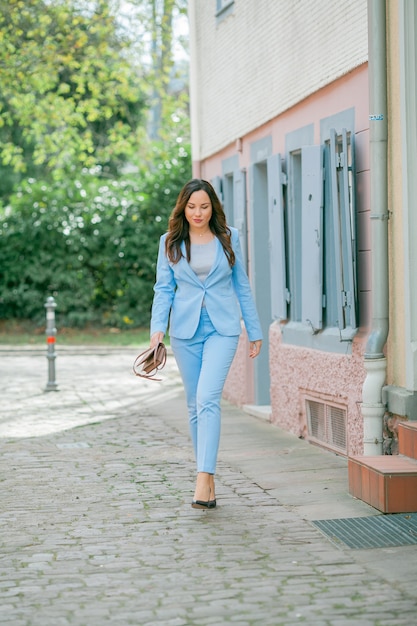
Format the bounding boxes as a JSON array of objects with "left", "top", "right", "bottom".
[{"left": 361, "top": 0, "right": 389, "bottom": 455}]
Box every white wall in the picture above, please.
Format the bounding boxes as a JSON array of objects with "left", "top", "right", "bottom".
[{"left": 189, "top": 0, "right": 368, "bottom": 160}]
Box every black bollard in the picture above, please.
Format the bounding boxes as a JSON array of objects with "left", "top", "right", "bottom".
[{"left": 44, "top": 296, "right": 59, "bottom": 392}]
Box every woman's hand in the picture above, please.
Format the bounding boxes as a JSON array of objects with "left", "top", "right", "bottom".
[
  {"left": 150, "top": 331, "right": 164, "bottom": 349},
  {"left": 249, "top": 340, "right": 262, "bottom": 359}
]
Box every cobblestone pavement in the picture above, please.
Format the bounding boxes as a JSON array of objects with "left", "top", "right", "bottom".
[{"left": 0, "top": 346, "right": 416, "bottom": 626}]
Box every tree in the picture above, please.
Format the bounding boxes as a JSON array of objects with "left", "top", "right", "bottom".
[
  {"left": 0, "top": 0, "right": 147, "bottom": 196},
  {"left": 116, "top": 0, "right": 189, "bottom": 143},
  {"left": 0, "top": 0, "right": 192, "bottom": 327},
  {"left": 0, "top": 139, "right": 191, "bottom": 327}
]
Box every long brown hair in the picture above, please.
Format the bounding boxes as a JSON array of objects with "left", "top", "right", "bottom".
[{"left": 165, "top": 179, "right": 235, "bottom": 267}]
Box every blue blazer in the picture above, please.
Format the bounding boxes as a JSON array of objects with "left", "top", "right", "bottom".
[{"left": 150, "top": 227, "right": 263, "bottom": 342}]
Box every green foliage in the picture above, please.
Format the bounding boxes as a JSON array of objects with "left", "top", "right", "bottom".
[
  {"left": 0, "top": 0, "right": 192, "bottom": 329},
  {"left": 0, "top": 145, "right": 191, "bottom": 328},
  {"left": 0, "top": 0, "right": 147, "bottom": 196}
]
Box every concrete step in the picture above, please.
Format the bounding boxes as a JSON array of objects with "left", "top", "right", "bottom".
[
  {"left": 398, "top": 421, "right": 417, "bottom": 460},
  {"left": 348, "top": 455, "right": 417, "bottom": 513}
]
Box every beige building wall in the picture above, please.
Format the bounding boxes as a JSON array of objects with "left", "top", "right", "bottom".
[
  {"left": 386, "top": 0, "right": 406, "bottom": 389},
  {"left": 383, "top": 0, "right": 417, "bottom": 424},
  {"left": 189, "top": 0, "right": 368, "bottom": 161}
]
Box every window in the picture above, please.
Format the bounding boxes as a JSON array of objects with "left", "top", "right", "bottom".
[
  {"left": 287, "top": 148, "right": 303, "bottom": 322},
  {"left": 222, "top": 173, "right": 234, "bottom": 225},
  {"left": 267, "top": 153, "right": 288, "bottom": 321},
  {"left": 301, "top": 144, "right": 324, "bottom": 331},
  {"left": 326, "top": 128, "right": 357, "bottom": 331},
  {"left": 321, "top": 109, "right": 357, "bottom": 336},
  {"left": 212, "top": 167, "right": 248, "bottom": 270},
  {"left": 216, "top": 0, "right": 234, "bottom": 17},
  {"left": 211, "top": 175, "right": 223, "bottom": 206},
  {"left": 267, "top": 114, "right": 358, "bottom": 352}
]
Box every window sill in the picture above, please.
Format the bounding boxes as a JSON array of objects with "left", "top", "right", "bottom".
[{"left": 281, "top": 321, "right": 357, "bottom": 354}]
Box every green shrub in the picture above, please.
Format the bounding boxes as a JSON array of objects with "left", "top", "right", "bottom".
[{"left": 0, "top": 148, "right": 191, "bottom": 327}]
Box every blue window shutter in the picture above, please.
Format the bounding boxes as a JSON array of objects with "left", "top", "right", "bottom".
[
  {"left": 267, "top": 153, "right": 287, "bottom": 320},
  {"left": 329, "top": 129, "right": 345, "bottom": 330},
  {"left": 329, "top": 128, "right": 358, "bottom": 331},
  {"left": 233, "top": 168, "right": 247, "bottom": 268},
  {"left": 341, "top": 128, "right": 357, "bottom": 329},
  {"left": 211, "top": 175, "right": 223, "bottom": 204},
  {"left": 301, "top": 145, "right": 323, "bottom": 331}
]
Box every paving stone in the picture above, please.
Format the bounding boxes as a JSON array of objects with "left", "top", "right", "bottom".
[{"left": 0, "top": 348, "right": 416, "bottom": 625}]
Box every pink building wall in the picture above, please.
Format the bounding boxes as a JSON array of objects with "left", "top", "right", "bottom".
[
  {"left": 196, "top": 65, "right": 370, "bottom": 456},
  {"left": 269, "top": 325, "right": 367, "bottom": 455}
]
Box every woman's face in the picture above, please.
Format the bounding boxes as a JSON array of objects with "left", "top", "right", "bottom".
[{"left": 184, "top": 189, "right": 213, "bottom": 233}]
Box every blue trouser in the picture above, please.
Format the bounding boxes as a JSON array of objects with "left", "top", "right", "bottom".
[{"left": 171, "top": 308, "right": 239, "bottom": 474}]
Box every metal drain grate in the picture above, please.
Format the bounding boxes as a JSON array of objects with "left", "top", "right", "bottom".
[{"left": 312, "top": 513, "right": 417, "bottom": 549}]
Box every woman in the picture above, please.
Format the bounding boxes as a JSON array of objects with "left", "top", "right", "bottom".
[{"left": 150, "top": 179, "right": 262, "bottom": 509}]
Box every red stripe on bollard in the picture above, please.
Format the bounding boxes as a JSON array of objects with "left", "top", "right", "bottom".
[{"left": 47, "top": 336, "right": 56, "bottom": 344}]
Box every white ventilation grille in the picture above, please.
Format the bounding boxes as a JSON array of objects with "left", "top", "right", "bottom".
[{"left": 306, "top": 399, "right": 347, "bottom": 454}]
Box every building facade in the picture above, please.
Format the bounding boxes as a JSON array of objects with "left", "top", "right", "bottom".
[{"left": 188, "top": 0, "right": 417, "bottom": 459}]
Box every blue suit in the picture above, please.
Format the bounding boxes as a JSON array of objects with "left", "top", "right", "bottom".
[
  {"left": 151, "top": 227, "right": 262, "bottom": 341},
  {"left": 150, "top": 226, "right": 262, "bottom": 474}
]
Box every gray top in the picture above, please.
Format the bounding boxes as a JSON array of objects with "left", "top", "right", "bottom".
[{"left": 190, "top": 238, "right": 217, "bottom": 283}]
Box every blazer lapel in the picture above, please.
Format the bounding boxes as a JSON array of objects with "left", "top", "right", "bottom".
[
  {"left": 178, "top": 241, "right": 202, "bottom": 285},
  {"left": 205, "top": 238, "right": 223, "bottom": 281},
  {"left": 177, "top": 238, "right": 224, "bottom": 285}
]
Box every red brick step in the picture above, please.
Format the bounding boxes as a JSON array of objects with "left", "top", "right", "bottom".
[
  {"left": 348, "top": 455, "right": 417, "bottom": 513},
  {"left": 398, "top": 421, "right": 417, "bottom": 460}
]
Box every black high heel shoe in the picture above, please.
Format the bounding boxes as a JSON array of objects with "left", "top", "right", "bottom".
[
  {"left": 191, "top": 486, "right": 217, "bottom": 509},
  {"left": 191, "top": 498, "right": 216, "bottom": 509}
]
